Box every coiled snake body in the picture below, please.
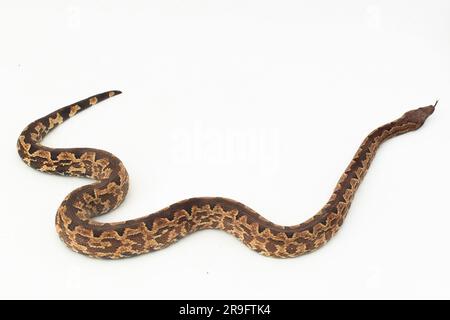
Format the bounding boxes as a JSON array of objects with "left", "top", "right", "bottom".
[{"left": 17, "top": 91, "right": 435, "bottom": 259}]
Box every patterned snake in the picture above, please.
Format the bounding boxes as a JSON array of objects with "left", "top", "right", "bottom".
[{"left": 17, "top": 91, "right": 435, "bottom": 259}]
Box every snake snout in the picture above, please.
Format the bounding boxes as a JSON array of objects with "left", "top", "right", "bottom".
[{"left": 420, "top": 105, "right": 435, "bottom": 117}]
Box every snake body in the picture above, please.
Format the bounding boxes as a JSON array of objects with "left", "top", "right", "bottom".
[{"left": 17, "top": 91, "right": 435, "bottom": 259}]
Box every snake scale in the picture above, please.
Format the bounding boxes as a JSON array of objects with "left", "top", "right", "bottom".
[{"left": 17, "top": 91, "right": 435, "bottom": 259}]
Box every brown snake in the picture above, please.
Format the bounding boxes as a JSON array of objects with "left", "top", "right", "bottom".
[{"left": 17, "top": 91, "right": 435, "bottom": 259}]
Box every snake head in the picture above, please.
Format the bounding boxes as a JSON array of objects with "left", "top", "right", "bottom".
[{"left": 401, "top": 102, "right": 437, "bottom": 128}]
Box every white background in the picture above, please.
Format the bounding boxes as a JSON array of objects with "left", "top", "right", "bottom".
[{"left": 0, "top": 0, "right": 449, "bottom": 300}]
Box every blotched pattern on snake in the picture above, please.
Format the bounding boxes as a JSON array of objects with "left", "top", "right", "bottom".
[{"left": 17, "top": 91, "right": 435, "bottom": 259}]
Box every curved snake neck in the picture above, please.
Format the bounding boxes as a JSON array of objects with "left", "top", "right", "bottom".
[{"left": 17, "top": 91, "right": 435, "bottom": 259}]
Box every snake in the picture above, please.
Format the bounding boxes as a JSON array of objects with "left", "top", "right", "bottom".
[{"left": 17, "top": 91, "right": 436, "bottom": 259}]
